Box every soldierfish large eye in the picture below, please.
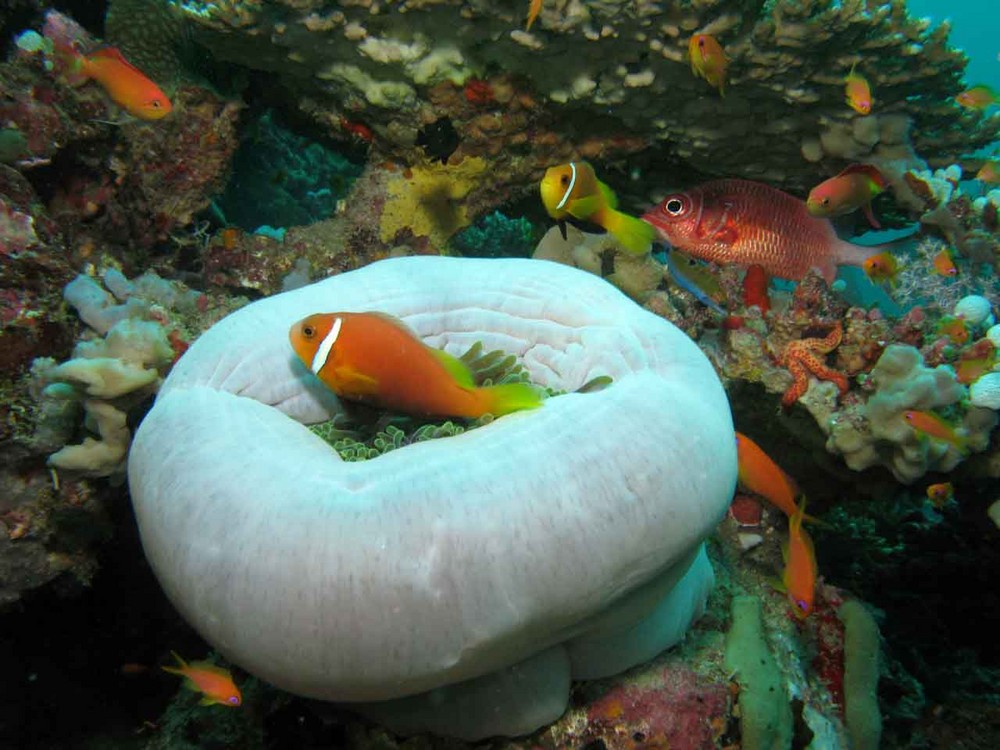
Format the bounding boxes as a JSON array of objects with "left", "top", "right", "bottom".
[{"left": 662, "top": 195, "right": 689, "bottom": 217}]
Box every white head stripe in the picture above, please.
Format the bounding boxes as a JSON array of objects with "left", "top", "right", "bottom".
[
  {"left": 310, "top": 317, "right": 342, "bottom": 374},
  {"left": 555, "top": 162, "right": 577, "bottom": 210}
]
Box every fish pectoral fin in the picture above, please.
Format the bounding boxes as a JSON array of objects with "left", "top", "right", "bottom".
[
  {"left": 567, "top": 194, "right": 602, "bottom": 220},
  {"left": 198, "top": 696, "right": 219, "bottom": 706},
  {"left": 332, "top": 366, "right": 380, "bottom": 395},
  {"left": 558, "top": 220, "right": 567, "bottom": 240},
  {"left": 767, "top": 576, "right": 787, "bottom": 594},
  {"left": 862, "top": 202, "right": 881, "bottom": 229},
  {"left": 430, "top": 348, "right": 476, "bottom": 388}
]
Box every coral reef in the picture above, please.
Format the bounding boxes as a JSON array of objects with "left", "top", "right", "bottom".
[{"left": 139, "top": 0, "right": 999, "bottom": 199}]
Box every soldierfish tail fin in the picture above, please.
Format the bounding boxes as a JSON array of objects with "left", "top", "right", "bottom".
[
  {"left": 601, "top": 209, "right": 656, "bottom": 255},
  {"left": 479, "top": 382, "right": 543, "bottom": 416}
]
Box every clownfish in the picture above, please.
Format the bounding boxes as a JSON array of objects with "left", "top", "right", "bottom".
[
  {"left": 162, "top": 652, "right": 241, "bottom": 707},
  {"left": 540, "top": 162, "right": 654, "bottom": 255},
  {"left": 57, "top": 44, "right": 172, "bottom": 121},
  {"left": 289, "top": 312, "right": 543, "bottom": 418}
]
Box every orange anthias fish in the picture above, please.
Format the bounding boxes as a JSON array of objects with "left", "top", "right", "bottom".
[
  {"left": 903, "top": 409, "right": 968, "bottom": 454},
  {"left": 735, "top": 432, "right": 799, "bottom": 517},
  {"left": 845, "top": 64, "right": 873, "bottom": 115},
  {"left": 60, "top": 45, "right": 172, "bottom": 120},
  {"left": 162, "top": 652, "right": 242, "bottom": 707},
  {"left": 642, "top": 179, "right": 882, "bottom": 282},
  {"left": 689, "top": 34, "right": 728, "bottom": 96},
  {"left": 926, "top": 482, "right": 955, "bottom": 508},
  {"left": 956, "top": 85, "right": 998, "bottom": 110},
  {"left": 977, "top": 161, "right": 1000, "bottom": 185},
  {"left": 783, "top": 499, "right": 818, "bottom": 619},
  {"left": 932, "top": 248, "right": 958, "bottom": 277},
  {"left": 806, "top": 164, "right": 887, "bottom": 228},
  {"left": 863, "top": 251, "right": 901, "bottom": 286},
  {"left": 289, "top": 312, "right": 542, "bottom": 418},
  {"left": 937, "top": 316, "right": 969, "bottom": 345},
  {"left": 540, "top": 162, "right": 655, "bottom": 255},
  {"left": 525, "top": 0, "right": 543, "bottom": 31}
]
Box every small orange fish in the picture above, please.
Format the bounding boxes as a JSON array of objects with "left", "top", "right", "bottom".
[
  {"left": 955, "top": 355, "right": 994, "bottom": 385},
  {"left": 845, "top": 64, "right": 873, "bottom": 115},
  {"left": 903, "top": 409, "right": 968, "bottom": 454},
  {"left": 862, "top": 250, "right": 901, "bottom": 286},
  {"left": 807, "top": 164, "right": 886, "bottom": 228},
  {"left": 62, "top": 46, "right": 172, "bottom": 120},
  {"left": 932, "top": 248, "right": 958, "bottom": 278},
  {"left": 926, "top": 482, "right": 954, "bottom": 508},
  {"left": 289, "top": 312, "right": 542, "bottom": 418},
  {"left": 688, "top": 34, "right": 728, "bottom": 96},
  {"left": 525, "top": 0, "right": 543, "bottom": 30},
  {"left": 735, "top": 432, "right": 798, "bottom": 517},
  {"left": 937, "top": 316, "right": 969, "bottom": 345},
  {"left": 783, "top": 499, "right": 818, "bottom": 619},
  {"left": 162, "top": 652, "right": 242, "bottom": 707},
  {"left": 540, "top": 162, "right": 654, "bottom": 255},
  {"left": 956, "top": 85, "right": 998, "bottom": 110},
  {"left": 977, "top": 161, "right": 1000, "bottom": 185}
]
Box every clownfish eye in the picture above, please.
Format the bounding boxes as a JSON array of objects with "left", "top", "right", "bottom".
[
  {"left": 698, "top": 38, "right": 705, "bottom": 47},
  {"left": 663, "top": 197, "right": 685, "bottom": 216},
  {"left": 302, "top": 325, "right": 316, "bottom": 338},
  {"left": 561, "top": 174, "right": 569, "bottom": 185}
]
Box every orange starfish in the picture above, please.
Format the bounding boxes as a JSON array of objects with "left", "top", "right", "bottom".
[{"left": 778, "top": 323, "right": 849, "bottom": 407}]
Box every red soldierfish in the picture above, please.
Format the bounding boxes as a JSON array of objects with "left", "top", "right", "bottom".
[
  {"left": 289, "top": 312, "right": 542, "bottom": 418},
  {"left": 642, "top": 179, "right": 882, "bottom": 282},
  {"left": 806, "top": 164, "right": 887, "bottom": 229}
]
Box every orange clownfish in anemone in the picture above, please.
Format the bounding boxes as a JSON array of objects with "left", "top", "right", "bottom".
[
  {"left": 289, "top": 312, "right": 543, "bottom": 418},
  {"left": 57, "top": 44, "right": 172, "bottom": 121}
]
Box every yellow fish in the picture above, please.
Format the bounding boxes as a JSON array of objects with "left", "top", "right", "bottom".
[
  {"left": 688, "top": 34, "right": 728, "bottom": 96},
  {"left": 845, "top": 64, "right": 873, "bottom": 115},
  {"left": 540, "top": 162, "right": 654, "bottom": 255}
]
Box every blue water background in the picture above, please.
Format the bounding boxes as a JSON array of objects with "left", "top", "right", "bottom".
[{"left": 906, "top": 0, "right": 999, "bottom": 93}]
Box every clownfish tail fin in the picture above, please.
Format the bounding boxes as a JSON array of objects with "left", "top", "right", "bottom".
[
  {"left": 603, "top": 210, "right": 656, "bottom": 255},
  {"left": 480, "top": 383, "right": 543, "bottom": 417}
]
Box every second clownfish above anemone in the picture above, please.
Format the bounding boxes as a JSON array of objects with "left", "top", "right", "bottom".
[{"left": 289, "top": 312, "right": 543, "bottom": 419}]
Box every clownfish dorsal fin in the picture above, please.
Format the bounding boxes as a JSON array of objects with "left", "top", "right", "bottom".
[{"left": 431, "top": 348, "right": 476, "bottom": 389}]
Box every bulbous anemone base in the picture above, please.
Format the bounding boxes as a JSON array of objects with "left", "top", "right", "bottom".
[{"left": 128, "top": 257, "right": 735, "bottom": 739}]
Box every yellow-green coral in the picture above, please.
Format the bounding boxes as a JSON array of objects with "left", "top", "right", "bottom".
[{"left": 379, "top": 157, "right": 487, "bottom": 247}]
